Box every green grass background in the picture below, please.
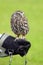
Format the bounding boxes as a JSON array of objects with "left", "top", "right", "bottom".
[{"left": 0, "top": 0, "right": 43, "bottom": 65}]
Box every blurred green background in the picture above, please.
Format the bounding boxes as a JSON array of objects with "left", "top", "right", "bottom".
[{"left": 0, "top": 0, "right": 43, "bottom": 65}]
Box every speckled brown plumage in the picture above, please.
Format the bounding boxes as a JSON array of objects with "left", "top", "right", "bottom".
[{"left": 10, "top": 10, "right": 29, "bottom": 38}]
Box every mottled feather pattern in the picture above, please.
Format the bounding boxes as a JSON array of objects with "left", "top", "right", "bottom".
[{"left": 10, "top": 11, "right": 29, "bottom": 36}]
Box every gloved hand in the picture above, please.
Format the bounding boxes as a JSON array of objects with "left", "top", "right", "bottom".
[
  {"left": 1, "top": 35, "right": 31, "bottom": 57},
  {"left": 2, "top": 36, "right": 31, "bottom": 57}
]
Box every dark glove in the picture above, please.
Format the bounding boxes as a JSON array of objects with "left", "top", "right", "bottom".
[{"left": 2, "top": 36, "right": 31, "bottom": 57}]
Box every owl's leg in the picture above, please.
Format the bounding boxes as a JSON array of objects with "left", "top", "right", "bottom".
[
  {"left": 21, "top": 35, "right": 25, "bottom": 39},
  {"left": 16, "top": 34, "right": 20, "bottom": 39}
]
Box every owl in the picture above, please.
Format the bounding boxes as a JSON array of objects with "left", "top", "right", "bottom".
[{"left": 10, "top": 10, "right": 29, "bottom": 39}]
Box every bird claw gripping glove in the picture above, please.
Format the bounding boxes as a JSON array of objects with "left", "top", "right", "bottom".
[{"left": 0, "top": 33, "right": 31, "bottom": 57}]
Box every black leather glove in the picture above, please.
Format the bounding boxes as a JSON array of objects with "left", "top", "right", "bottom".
[
  {"left": 2, "top": 36, "right": 31, "bottom": 57},
  {"left": 0, "top": 34, "right": 31, "bottom": 57}
]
